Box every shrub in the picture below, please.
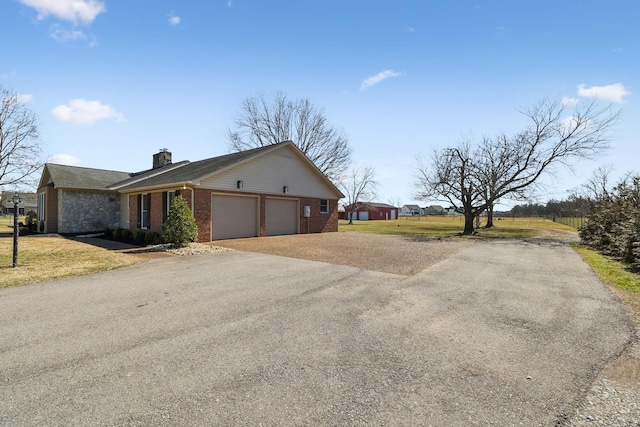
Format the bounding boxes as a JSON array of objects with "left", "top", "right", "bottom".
[
  {"left": 134, "top": 230, "right": 147, "bottom": 242},
  {"left": 113, "top": 227, "right": 124, "bottom": 238},
  {"left": 145, "top": 231, "right": 163, "bottom": 245},
  {"left": 103, "top": 228, "right": 114, "bottom": 237},
  {"left": 120, "top": 228, "right": 133, "bottom": 240},
  {"left": 163, "top": 195, "right": 198, "bottom": 247},
  {"left": 25, "top": 210, "right": 38, "bottom": 230}
]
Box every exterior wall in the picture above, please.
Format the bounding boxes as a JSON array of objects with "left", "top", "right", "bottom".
[
  {"left": 192, "top": 188, "right": 337, "bottom": 241},
  {"left": 199, "top": 146, "right": 341, "bottom": 200},
  {"left": 57, "top": 190, "right": 120, "bottom": 233},
  {"left": 298, "top": 197, "right": 338, "bottom": 233},
  {"left": 42, "top": 185, "right": 58, "bottom": 233}
]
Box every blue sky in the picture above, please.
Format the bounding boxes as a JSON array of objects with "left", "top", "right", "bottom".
[{"left": 2, "top": 0, "right": 638, "bottom": 209}]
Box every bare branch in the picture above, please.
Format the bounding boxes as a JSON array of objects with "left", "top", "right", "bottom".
[
  {"left": 0, "top": 85, "right": 43, "bottom": 189},
  {"left": 227, "top": 91, "right": 352, "bottom": 181}
]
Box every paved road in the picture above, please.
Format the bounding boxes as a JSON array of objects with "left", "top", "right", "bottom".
[{"left": 0, "top": 239, "right": 632, "bottom": 426}]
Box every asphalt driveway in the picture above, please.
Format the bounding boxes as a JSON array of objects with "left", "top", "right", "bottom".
[{"left": 0, "top": 238, "right": 632, "bottom": 426}]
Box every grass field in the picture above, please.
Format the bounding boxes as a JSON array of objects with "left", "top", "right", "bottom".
[{"left": 339, "top": 215, "right": 576, "bottom": 239}]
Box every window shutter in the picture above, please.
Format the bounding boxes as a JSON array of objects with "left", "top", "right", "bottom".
[
  {"left": 162, "top": 192, "right": 168, "bottom": 223},
  {"left": 146, "top": 194, "right": 151, "bottom": 229}
]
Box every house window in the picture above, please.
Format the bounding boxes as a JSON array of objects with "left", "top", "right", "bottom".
[
  {"left": 320, "top": 199, "right": 329, "bottom": 214},
  {"left": 139, "top": 193, "right": 151, "bottom": 229},
  {"left": 38, "top": 192, "right": 46, "bottom": 221}
]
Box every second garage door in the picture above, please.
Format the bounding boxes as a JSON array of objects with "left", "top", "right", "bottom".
[
  {"left": 265, "top": 198, "right": 298, "bottom": 236},
  {"left": 211, "top": 195, "right": 258, "bottom": 240}
]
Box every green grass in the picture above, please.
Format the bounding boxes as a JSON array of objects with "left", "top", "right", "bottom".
[
  {"left": 339, "top": 216, "right": 575, "bottom": 239},
  {"left": 572, "top": 244, "right": 640, "bottom": 294}
]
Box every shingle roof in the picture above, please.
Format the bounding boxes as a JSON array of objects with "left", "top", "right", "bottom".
[
  {"left": 44, "top": 164, "right": 132, "bottom": 190},
  {"left": 114, "top": 143, "right": 289, "bottom": 191}
]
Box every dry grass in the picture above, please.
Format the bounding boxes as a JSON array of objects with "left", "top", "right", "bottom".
[{"left": 0, "top": 235, "right": 147, "bottom": 288}]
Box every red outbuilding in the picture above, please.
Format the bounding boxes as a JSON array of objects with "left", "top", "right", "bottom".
[{"left": 342, "top": 202, "right": 398, "bottom": 221}]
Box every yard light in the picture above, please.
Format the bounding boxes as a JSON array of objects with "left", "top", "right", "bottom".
[{"left": 12, "top": 192, "right": 21, "bottom": 268}]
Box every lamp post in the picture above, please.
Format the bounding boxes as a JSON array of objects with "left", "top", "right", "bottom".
[{"left": 12, "top": 192, "right": 21, "bottom": 268}]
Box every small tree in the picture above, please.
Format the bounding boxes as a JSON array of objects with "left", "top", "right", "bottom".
[
  {"left": 337, "top": 166, "right": 378, "bottom": 225},
  {"left": 163, "top": 195, "right": 198, "bottom": 247}
]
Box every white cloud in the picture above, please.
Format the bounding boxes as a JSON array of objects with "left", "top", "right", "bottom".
[
  {"left": 228, "top": 1, "right": 233, "bottom": 7},
  {"left": 49, "top": 153, "right": 81, "bottom": 165},
  {"left": 50, "top": 27, "right": 86, "bottom": 42},
  {"left": 360, "top": 69, "right": 402, "bottom": 90},
  {"left": 577, "top": 83, "right": 630, "bottom": 104},
  {"left": 168, "top": 13, "right": 181, "bottom": 26},
  {"left": 406, "top": 26, "right": 415, "bottom": 33},
  {"left": 17, "top": 94, "right": 34, "bottom": 103},
  {"left": 1, "top": 70, "right": 17, "bottom": 79},
  {"left": 561, "top": 96, "right": 579, "bottom": 106},
  {"left": 52, "top": 99, "right": 124, "bottom": 124},
  {"left": 19, "top": 0, "right": 106, "bottom": 25}
]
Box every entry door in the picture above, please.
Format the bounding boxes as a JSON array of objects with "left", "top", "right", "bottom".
[{"left": 211, "top": 195, "right": 258, "bottom": 240}]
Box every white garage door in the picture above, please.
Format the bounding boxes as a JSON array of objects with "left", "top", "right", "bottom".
[
  {"left": 211, "top": 195, "right": 258, "bottom": 240},
  {"left": 265, "top": 198, "right": 298, "bottom": 236},
  {"left": 359, "top": 212, "right": 369, "bottom": 221},
  {"left": 391, "top": 210, "right": 396, "bottom": 220}
]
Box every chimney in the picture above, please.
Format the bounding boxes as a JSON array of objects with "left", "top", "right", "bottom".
[{"left": 153, "top": 149, "right": 172, "bottom": 169}]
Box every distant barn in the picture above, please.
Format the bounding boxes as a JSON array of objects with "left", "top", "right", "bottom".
[{"left": 341, "top": 202, "right": 398, "bottom": 221}]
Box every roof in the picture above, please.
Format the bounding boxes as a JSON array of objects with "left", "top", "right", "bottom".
[
  {"left": 38, "top": 141, "right": 344, "bottom": 199},
  {"left": 114, "top": 143, "right": 283, "bottom": 191},
  {"left": 40, "top": 164, "right": 132, "bottom": 191},
  {"left": 402, "top": 204, "right": 421, "bottom": 209}
]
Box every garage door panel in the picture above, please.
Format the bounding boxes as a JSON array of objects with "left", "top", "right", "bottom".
[
  {"left": 265, "top": 198, "right": 298, "bottom": 236},
  {"left": 212, "top": 195, "right": 258, "bottom": 240}
]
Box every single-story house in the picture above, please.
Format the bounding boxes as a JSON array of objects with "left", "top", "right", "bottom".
[
  {"left": 423, "top": 205, "right": 445, "bottom": 215},
  {"left": 1, "top": 191, "right": 37, "bottom": 215},
  {"left": 37, "top": 141, "right": 344, "bottom": 241},
  {"left": 343, "top": 202, "right": 398, "bottom": 221}
]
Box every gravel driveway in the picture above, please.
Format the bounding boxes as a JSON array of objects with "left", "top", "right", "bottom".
[{"left": 212, "top": 232, "right": 473, "bottom": 276}]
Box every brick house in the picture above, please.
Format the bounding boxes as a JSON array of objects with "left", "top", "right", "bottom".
[{"left": 36, "top": 141, "right": 343, "bottom": 241}]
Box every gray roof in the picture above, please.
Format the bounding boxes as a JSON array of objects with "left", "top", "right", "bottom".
[
  {"left": 43, "top": 164, "right": 132, "bottom": 191},
  {"left": 114, "top": 143, "right": 290, "bottom": 191}
]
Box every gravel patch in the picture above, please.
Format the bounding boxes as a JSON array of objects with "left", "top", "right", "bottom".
[
  {"left": 211, "top": 231, "right": 473, "bottom": 276},
  {"left": 146, "top": 242, "right": 232, "bottom": 256}
]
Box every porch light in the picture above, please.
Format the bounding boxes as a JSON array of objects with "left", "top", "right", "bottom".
[
  {"left": 237, "top": 180, "right": 243, "bottom": 189},
  {"left": 283, "top": 186, "right": 288, "bottom": 193}
]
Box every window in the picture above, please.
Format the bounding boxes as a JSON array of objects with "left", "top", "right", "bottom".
[
  {"left": 138, "top": 193, "right": 151, "bottom": 229},
  {"left": 320, "top": 199, "right": 329, "bottom": 214},
  {"left": 38, "top": 192, "right": 46, "bottom": 221}
]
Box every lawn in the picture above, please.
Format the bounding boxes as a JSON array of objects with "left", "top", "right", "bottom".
[
  {"left": 0, "top": 216, "right": 145, "bottom": 288},
  {"left": 339, "top": 215, "right": 576, "bottom": 239}
]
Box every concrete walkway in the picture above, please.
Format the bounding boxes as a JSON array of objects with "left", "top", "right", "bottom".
[{"left": 0, "top": 239, "right": 632, "bottom": 426}]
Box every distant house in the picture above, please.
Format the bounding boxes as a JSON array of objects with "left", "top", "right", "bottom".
[
  {"left": 36, "top": 141, "right": 344, "bottom": 241},
  {"left": 1, "top": 192, "right": 37, "bottom": 215},
  {"left": 423, "top": 205, "right": 445, "bottom": 215},
  {"left": 343, "top": 202, "right": 398, "bottom": 221},
  {"left": 399, "top": 204, "right": 423, "bottom": 216}
]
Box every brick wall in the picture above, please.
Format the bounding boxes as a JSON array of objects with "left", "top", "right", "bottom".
[{"left": 298, "top": 197, "right": 339, "bottom": 233}]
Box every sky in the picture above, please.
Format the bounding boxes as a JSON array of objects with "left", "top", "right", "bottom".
[{"left": 1, "top": 0, "right": 638, "bottom": 209}]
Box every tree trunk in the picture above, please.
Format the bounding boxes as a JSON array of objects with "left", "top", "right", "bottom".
[
  {"left": 485, "top": 203, "right": 494, "bottom": 228},
  {"left": 463, "top": 212, "right": 475, "bottom": 235}
]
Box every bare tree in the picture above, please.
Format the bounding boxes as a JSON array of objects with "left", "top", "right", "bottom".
[
  {"left": 338, "top": 166, "right": 378, "bottom": 225},
  {"left": 228, "top": 91, "right": 351, "bottom": 181},
  {"left": 582, "top": 164, "right": 614, "bottom": 201},
  {"left": 415, "top": 99, "right": 619, "bottom": 235},
  {"left": 0, "top": 85, "right": 42, "bottom": 189}
]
